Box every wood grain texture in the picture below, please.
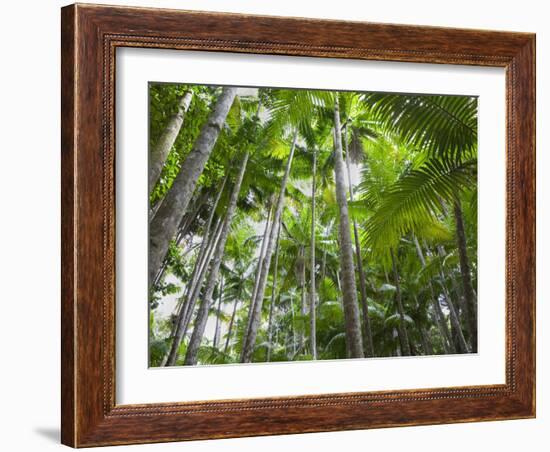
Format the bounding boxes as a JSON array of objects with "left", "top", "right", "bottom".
[{"left": 60, "top": 3, "right": 536, "bottom": 447}]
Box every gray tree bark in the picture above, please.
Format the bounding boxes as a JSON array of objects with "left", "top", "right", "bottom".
[
  {"left": 164, "top": 217, "right": 223, "bottom": 366},
  {"left": 163, "top": 176, "right": 228, "bottom": 366},
  {"left": 453, "top": 200, "right": 478, "bottom": 352},
  {"left": 438, "top": 280, "right": 470, "bottom": 353},
  {"left": 243, "top": 199, "right": 273, "bottom": 346},
  {"left": 149, "top": 87, "right": 237, "bottom": 287},
  {"left": 149, "top": 90, "right": 193, "bottom": 194},
  {"left": 390, "top": 248, "right": 411, "bottom": 356},
  {"left": 213, "top": 276, "right": 224, "bottom": 348},
  {"left": 223, "top": 295, "right": 239, "bottom": 355},
  {"left": 333, "top": 98, "right": 364, "bottom": 359},
  {"left": 241, "top": 132, "right": 298, "bottom": 363},
  {"left": 413, "top": 236, "right": 455, "bottom": 354},
  {"left": 344, "top": 124, "right": 374, "bottom": 357},
  {"left": 184, "top": 152, "right": 250, "bottom": 365},
  {"left": 266, "top": 217, "right": 282, "bottom": 362},
  {"left": 309, "top": 149, "right": 318, "bottom": 360}
]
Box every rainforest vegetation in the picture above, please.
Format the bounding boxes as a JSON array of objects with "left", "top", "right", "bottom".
[{"left": 148, "top": 83, "right": 478, "bottom": 366}]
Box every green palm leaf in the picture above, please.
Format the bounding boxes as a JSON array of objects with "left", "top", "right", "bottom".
[{"left": 363, "top": 157, "right": 477, "bottom": 252}]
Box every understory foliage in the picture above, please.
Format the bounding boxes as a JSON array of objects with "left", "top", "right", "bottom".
[{"left": 148, "top": 83, "right": 478, "bottom": 366}]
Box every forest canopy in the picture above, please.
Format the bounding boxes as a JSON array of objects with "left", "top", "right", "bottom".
[{"left": 148, "top": 83, "right": 478, "bottom": 367}]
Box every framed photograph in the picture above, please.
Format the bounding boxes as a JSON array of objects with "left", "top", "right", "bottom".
[{"left": 61, "top": 3, "right": 536, "bottom": 447}]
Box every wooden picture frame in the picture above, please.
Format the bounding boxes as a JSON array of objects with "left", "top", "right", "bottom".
[{"left": 61, "top": 3, "right": 535, "bottom": 447}]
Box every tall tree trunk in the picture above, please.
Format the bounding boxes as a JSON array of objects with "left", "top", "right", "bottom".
[
  {"left": 241, "top": 132, "right": 298, "bottom": 363},
  {"left": 453, "top": 200, "right": 478, "bottom": 352},
  {"left": 184, "top": 152, "right": 249, "bottom": 365},
  {"left": 149, "top": 90, "right": 193, "bottom": 194},
  {"left": 309, "top": 149, "right": 318, "bottom": 360},
  {"left": 172, "top": 177, "right": 228, "bottom": 322},
  {"left": 266, "top": 218, "right": 282, "bottom": 362},
  {"left": 333, "top": 98, "right": 364, "bottom": 359},
  {"left": 390, "top": 248, "right": 411, "bottom": 356},
  {"left": 419, "top": 324, "right": 434, "bottom": 355},
  {"left": 243, "top": 199, "right": 273, "bottom": 346},
  {"left": 297, "top": 246, "right": 306, "bottom": 355},
  {"left": 164, "top": 217, "right": 223, "bottom": 366},
  {"left": 223, "top": 289, "right": 241, "bottom": 355},
  {"left": 344, "top": 125, "right": 374, "bottom": 357},
  {"left": 213, "top": 277, "right": 224, "bottom": 348},
  {"left": 290, "top": 293, "right": 297, "bottom": 357},
  {"left": 439, "top": 281, "right": 470, "bottom": 353},
  {"left": 163, "top": 178, "right": 227, "bottom": 366},
  {"left": 412, "top": 236, "right": 455, "bottom": 354},
  {"left": 149, "top": 87, "right": 237, "bottom": 287}
]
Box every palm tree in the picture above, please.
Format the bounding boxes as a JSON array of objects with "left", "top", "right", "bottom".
[
  {"left": 185, "top": 151, "right": 250, "bottom": 365},
  {"left": 241, "top": 131, "right": 298, "bottom": 363},
  {"left": 149, "top": 89, "right": 193, "bottom": 194},
  {"left": 332, "top": 96, "right": 364, "bottom": 358},
  {"left": 149, "top": 85, "right": 479, "bottom": 365},
  {"left": 309, "top": 147, "right": 318, "bottom": 359},
  {"left": 149, "top": 87, "right": 237, "bottom": 287}
]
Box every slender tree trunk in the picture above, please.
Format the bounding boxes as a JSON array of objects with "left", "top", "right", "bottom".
[
  {"left": 149, "top": 90, "right": 193, "bottom": 195},
  {"left": 149, "top": 87, "right": 237, "bottom": 287},
  {"left": 175, "top": 177, "right": 228, "bottom": 312},
  {"left": 333, "top": 98, "right": 364, "bottom": 359},
  {"left": 453, "top": 200, "right": 478, "bottom": 352},
  {"left": 241, "top": 131, "right": 298, "bottom": 363},
  {"left": 163, "top": 177, "right": 227, "bottom": 366},
  {"left": 182, "top": 220, "right": 223, "bottom": 324},
  {"left": 290, "top": 293, "right": 297, "bottom": 357},
  {"left": 309, "top": 149, "right": 318, "bottom": 360},
  {"left": 213, "top": 277, "right": 224, "bottom": 348},
  {"left": 439, "top": 281, "right": 470, "bottom": 353},
  {"left": 266, "top": 218, "right": 282, "bottom": 362},
  {"left": 184, "top": 152, "right": 249, "bottom": 365},
  {"left": 390, "top": 248, "right": 411, "bottom": 356},
  {"left": 243, "top": 199, "right": 273, "bottom": 346},
  {"left": 266, "top": 296, "right": 276, "bottom": 362},
  {"left": 344, "top": 125, "right": 374, "bottom": 357},
  {"left": 412, "top": 236, "right": 455, "bottom": 354},
  {"left": 419, "top": 325, "right": 434, "bottom": 355},
  {"left": 164, "top": 218, "right": 223, "bottom": 366},
  {"left": 297, "top": 246, "right": 306, "bottom": 355},
  {"left": 223, "top": 289, "right": 240, "bottom": 355}
]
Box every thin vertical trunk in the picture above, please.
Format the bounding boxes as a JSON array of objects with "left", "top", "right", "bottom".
[
  {"left": 213, "top": 277, "right": 224, "bottom": 348},
  {"left": 178, "top": 175, "right": 228, "bottom": 308},
  {"left": 223, "top": 289, "right": 240, "bottom": 355},
  {"left": 413, "top": 236, "right": 454, "bottom": 354},
  {"left": 333, "top": 98, "right": 364, "bottom": 359},
  {"left": 336, "top": 270, "right": 342, "bottom": 307},
  {"left": 243, "top": 199, "right": 274, "bottom": 348},
  {"left": 185, "top": 152, "right": 250, "bottom": 365},
  {"left": 290, "top": 294, "right": 297, "bottom": 357},
  {"left": 149, "top": 90, "right": 194, "bottom": 194},
  {"left": 266, "top": 296, "right": 276, "bottom": 362},
  {"left": 181, "top": 220, "right": 223, "bottom": 329},
  {"left": 344, "top": 124, "right": 374, "bottom": 357},
  {"left": 164, "top": 217, "right": 223, "bottom": 366},
  {"left": 298, "top": 246, "right": 306, "bottom": 355},
  {"left": 390, "top": 248, "right": 411, "bottom": 356},
  {"left": 453, "top": 200, "right": 478, "bottom": 352},
  {"left": 439, "top": 281, "right": 470, "bottom": 353},
  {"left": 149, "top": 87, "right": 237, "bottom": 287},
  {"left": 266, "top": 218, "right": 282, "bottom": 362},
  {"left": 241, "top": 132, "right": 298, "bottom": 363},
  {"left": 419, "top": 324, "right": 434, "bottom": 356},
  {"left": 310, "top": 149, "right": 318, "bottom": 360}
]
